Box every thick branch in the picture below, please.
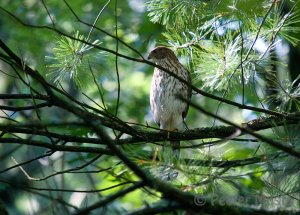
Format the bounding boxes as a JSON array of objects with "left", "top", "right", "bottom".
[{"left": 117, "top": 114, "right": 299, "bottom": 144}]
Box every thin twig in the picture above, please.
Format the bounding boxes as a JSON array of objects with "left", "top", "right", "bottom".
[
  {"left": 86, "top": 0, "right": 112, "bottom": 41},
  {"left": 114, "top": 0, "right": 120, "bottom": 117},
  {"left": 40, "top": 0, "right": 56, "bottom": 28}
]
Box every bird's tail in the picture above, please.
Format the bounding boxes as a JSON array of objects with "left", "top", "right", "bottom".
[{"left": 171, "top": 140, "right": 180, "bottom": 159}]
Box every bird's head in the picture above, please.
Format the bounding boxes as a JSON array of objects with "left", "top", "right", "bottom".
[{"left": 147, "top": 46, "right": 178, "bottom": 63}]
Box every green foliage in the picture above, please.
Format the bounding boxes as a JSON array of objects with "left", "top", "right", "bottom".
[
  {"left": 46, "top": 31, "right": 102, "bottom": 88},
  {"left": 266, "top": 1, "right": 300, "bottom": 46},
  {"left": 265, "top": 75, "right": 300, "bottom": 111},
  {"left": 148, "top": 0, "right": 300, "bottom": 113},
  {"left": 146, "top": 0, "right": 272, "bottom": 30},
  {"left": 147, "top": 0, "right": 207, "bottom": 30}
]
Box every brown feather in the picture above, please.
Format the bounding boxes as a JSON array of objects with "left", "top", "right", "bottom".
[{"left": 149, "top": 46, "right": 192, "bottom": 158}]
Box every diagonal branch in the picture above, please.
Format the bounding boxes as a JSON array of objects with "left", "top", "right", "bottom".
[{"left": 74, "top": 181, "right": 144, "bottom": 215}]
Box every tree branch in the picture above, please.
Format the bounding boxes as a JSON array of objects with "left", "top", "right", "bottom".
[
  {"left": 0, "top": 111, "right": 298, "bottom": 148},
  {"left": 74, "top": 182, "right": 145, "bottom": 215},
  {"left": 0, "top": 138, "right": 112, "bottom": 155},
  {"left": 0, "top": 94, "right": 48, "bottom": 100},
  {"left": 0, "top": 102, "right": 51, "bottom": 111},
  {"left": 116, "top": 113, "right": 299, "bottom": 144},
  {"left": 179, "top": 96, "right": 300, "bottom": 159}
]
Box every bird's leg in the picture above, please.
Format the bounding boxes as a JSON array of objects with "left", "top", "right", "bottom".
[
  {"left": 173, "top": 128, "right": 178, "bottom": 137},
  {"left": 165, "top": 129, "right": 170, "bottom": 152},
  {"left": 152, "top": 146, "right": 159, "bottom": 162},
  {"left": 183, "top": 121, "right": 189, "bottom": 130},
  {"left": 171, "top": 128, "right": 180, "bottom": 159},
  {"left": 152, "top": 129, "right": 165, "bottom": 161}
]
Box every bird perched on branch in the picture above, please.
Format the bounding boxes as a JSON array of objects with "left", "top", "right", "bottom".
[{"left": 148, "top": 46, "right": 192, "bottom": 158}]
